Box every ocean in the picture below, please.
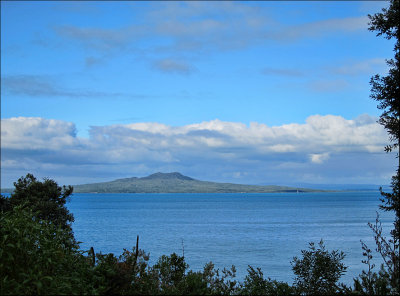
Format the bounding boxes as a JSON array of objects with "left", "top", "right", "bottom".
[{"left": 67, "top": 191, "right": 393, "bottom": 285}]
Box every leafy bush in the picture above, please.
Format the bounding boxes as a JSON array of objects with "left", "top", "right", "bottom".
[
  {"left": 6, "top": 174, "right": 74, "bottom": 231},
  {"left": 153, "top": 253, "right": 188, "bottom": 294},
  {"left": 291, "top": 240, "right": 347, "bottom": 295},
  {"left": 352, "top": 241, "right": 391, "bottom": 295},
  {"left": 0, "top": 206, "right": 93, "bottom": 295},
  {"left": 200, "top": 262, "right": 239, "bottom": 295},
  {"left": 241, "top": 266, "right": 294, "bottom": 295}
]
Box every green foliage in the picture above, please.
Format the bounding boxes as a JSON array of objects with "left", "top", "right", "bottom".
[
  {"left": 90, "top": 251, "right": 241, "bottom": 295},
  {"left": 353, "top": 265, "right": 391, "bottom": 296},
  {"left": 1, "top": 175, "right": 92, "bottom": 295},
  {"left": 240, "top": 266, "right": 294, "bottom": 295},
  {"left": 368, "top": 0, "right": 400, "bottom": 154},
  {"left": 368, "top": 1, "right": 400, "bottom": 292},
  {"left": 91, "top": 252, "right": 122, "bottom": 295},
  {"left": 184, "top": 271, "right": 209, "bottom": 295},
  {"left": 90, "top": 247, "right": 158, "bottom": 295},
  {"left": 153, "top": 253, "right": 188, "bottom": 294},
  {"left": 0, "top": 195, "right": 11, "bottom": 212},
  {"left": 8, "top": 173, "right": 74, "bottom": 231},
  {"left": 351, "top": 241, "right": 391, "bottom": 295},
  {"left": 200, "top": 262, "right": 239, "bottom": 295},
  {"left": 0, "top": 206, "right": 93, "bottom": 295},
  {"left": 366, "top": 213, "right": 399, "bottom": 293},
  {"left": 291, "top": 240, "right": 347, "bottom": 295}
]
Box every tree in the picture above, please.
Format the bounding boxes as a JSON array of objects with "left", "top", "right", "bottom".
[
  {"left": 153, "top": 253, "right": 188, "bottom": 294},
  {"left": 368, "top": 0, "right": 400, "bottom": 292},
  {"left": 7, "top": 173, "right": 74, "bottom": 231},
  {"left": 240, "top": 266, "right": 294, "bottom": 295},
  {"left": 353, "top": 241, "right": 391, "bottom": 295},
  {"left": 0, "top": 206, "right": 93, "bottom": 295},
  {"left": 291, "top": 240, "right": 347, "bottom": 295}
]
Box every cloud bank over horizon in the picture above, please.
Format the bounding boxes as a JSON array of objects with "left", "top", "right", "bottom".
[
  {"left": 1, "top": 2, "right": 394, "bottom": 189},
  {"left": 1, "top": 114, "right": 395, "bottom": 188}
]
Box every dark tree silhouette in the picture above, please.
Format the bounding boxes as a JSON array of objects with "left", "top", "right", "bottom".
[
  {"left": 9, "top": 173, "right": 74, "bottom": 231},
  {"left": 368, "top": 0, "right": 400, "bottom": 292}
]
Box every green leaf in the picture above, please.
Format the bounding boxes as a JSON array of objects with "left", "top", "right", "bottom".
[{"left": 34, "top": 281, "right": 43, "bottom": 290}]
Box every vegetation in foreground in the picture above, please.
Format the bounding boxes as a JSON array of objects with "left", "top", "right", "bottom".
[{"left": 1, "top": 0, "right": 399, "bottom": 294}]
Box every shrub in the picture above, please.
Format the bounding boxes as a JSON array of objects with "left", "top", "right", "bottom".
[
  {"left": 241, "top": 265, "right": 294, "bottom": 295},
  {"left": 0, "top": 206, "right": 93, "bottom": 295},
  {"left": 291, "top": 240, "right": 347, "bottom": 295}
]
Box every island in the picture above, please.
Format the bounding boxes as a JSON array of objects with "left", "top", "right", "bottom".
[{"left": 72, "top": 172, "right": 322, "bottom": 193}]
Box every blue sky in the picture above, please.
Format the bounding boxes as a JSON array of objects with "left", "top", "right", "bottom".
[{"left": 1, "top": 1, "right": 397, "bottom": 188}]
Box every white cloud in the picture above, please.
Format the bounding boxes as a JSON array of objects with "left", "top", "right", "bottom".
[
  {"left": 1, "top": 117, "right": 78, "bottom": 150},
  {"left": 1, "top": 114, "right": 393, "bottom": 187},
  {"left": 310, "top": 152, "right": 330, "bottom": 164},
  {"left": 1, "top": 114, "right": 388, "bottom": 155}
]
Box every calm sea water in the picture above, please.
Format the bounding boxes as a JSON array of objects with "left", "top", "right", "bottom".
[{"left": 66, "top": 191, "right": 394, "bottom": 285}]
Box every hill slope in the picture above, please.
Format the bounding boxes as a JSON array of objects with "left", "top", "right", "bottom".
[{"left": 73, "top": 172, "right": 320, "bottom": 193}]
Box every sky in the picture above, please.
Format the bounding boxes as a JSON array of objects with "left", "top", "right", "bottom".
[{"left": 1, "top": 1, "right": 397, "bottom": 188}]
